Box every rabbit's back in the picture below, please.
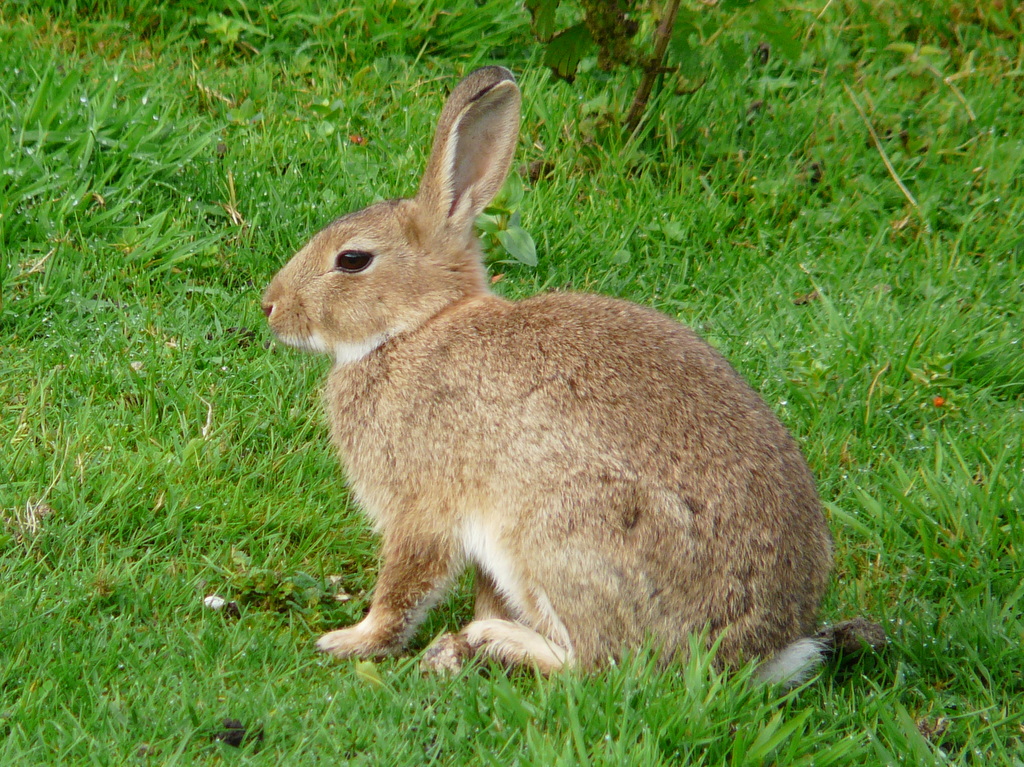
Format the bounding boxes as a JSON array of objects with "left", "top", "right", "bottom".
[{"left": 326, "top": 291, "right": 831, "bottom": 665}]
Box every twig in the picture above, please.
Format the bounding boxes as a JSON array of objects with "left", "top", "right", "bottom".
[
  {"left": 26, "top": 248, "right": 56, "bottom": 274},
  {"left": 625, "top": 0, "right": 683, "bottom": 134},
  {"left": 844, "top": 83, "right": 920, "bottom": 212}
]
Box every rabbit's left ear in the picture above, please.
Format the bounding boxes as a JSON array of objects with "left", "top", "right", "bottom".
[{"left": 416, "top": 67, "right": 521, "bottom": 231}]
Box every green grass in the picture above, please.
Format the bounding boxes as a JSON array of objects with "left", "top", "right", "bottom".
[{"left": 2, "top": 0, "right": 1022, "bottom": 763}]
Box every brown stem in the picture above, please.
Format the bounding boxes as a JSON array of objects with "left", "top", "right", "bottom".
[{"left": 624, "top": 0, "right": 683, "bottom": 134}]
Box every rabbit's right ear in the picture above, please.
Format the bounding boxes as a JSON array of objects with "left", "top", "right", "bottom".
[{"left": 417, "top": 67, "right": 521, "bottom": 232}]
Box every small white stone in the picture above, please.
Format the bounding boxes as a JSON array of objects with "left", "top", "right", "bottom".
[{"left": 204, "top": 595, "right": 227, "bottom": 610}]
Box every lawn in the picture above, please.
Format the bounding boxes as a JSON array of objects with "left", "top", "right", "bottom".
[{"left": 1, "top": 0, "right": 1022, "bottom": 763}]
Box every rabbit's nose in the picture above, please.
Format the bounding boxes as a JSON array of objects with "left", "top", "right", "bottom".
[{"left": 262, "top": 303, "right": 274, "bottom": 318}]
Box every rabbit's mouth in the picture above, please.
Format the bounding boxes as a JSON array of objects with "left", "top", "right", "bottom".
[
  {"left": 270, "top": 330, "right": 331, "bottom": 355},
  {"left": 271, "top": 328, "right": 388, "bottom": 367}
]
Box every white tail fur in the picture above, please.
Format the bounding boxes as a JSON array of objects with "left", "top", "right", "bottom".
[{"left": 755, "top": 637, "right": 825, "bottom": 686}]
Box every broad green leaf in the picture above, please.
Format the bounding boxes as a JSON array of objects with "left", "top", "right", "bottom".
[
  {"left": 719, "top": 39, "right": 746, "bottom": 76},
  {"left": 496, "top": 224, "right": 538, "bottom": 266},
  {"left": 668, "top": 29, "right": 704, "bottom": 79},
  {"left": 542, "top": 23, "right": 594, "bottom": 82},
  {"left": 500, "top": 171, "right": 524, "bottom": 207},
  {"left": 754, "top": 12, "right": 802, "bottom": 60},
  {"left": 525, "top": 0, "right": 559, "bottom": 42},
  {"left": 475, "top": 212, "right": 501, "bottom": 234}
]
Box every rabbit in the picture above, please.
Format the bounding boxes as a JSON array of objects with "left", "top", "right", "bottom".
[{"left": 261, "top": 66, "right": 833, "bottom": 684}]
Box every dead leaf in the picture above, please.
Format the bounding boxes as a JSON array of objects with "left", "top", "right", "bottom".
[
  {"left": 917, "top": 717, "right": 949, "bottom": 742},
  {"left": 354, "top": 660, "right": 384, "bottom": 687}
]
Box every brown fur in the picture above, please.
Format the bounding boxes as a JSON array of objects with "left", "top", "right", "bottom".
[{"left": 262, "top": 67, "right": 832, "bottom": 675}]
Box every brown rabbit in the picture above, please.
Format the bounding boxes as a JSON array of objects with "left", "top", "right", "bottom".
[{"left": 262, "top": 67, "right": 832, "bottom": 683}]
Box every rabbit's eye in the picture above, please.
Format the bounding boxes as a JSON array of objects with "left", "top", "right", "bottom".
[{"left": 334, "top": 250, "right": 375, "bottom": 273}]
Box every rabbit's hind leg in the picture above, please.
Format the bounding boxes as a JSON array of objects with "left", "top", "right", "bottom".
[
  {"left": 472, "top": 567, "right": 516, "bottom": 621},
  {"left": 419, "top": 619, "right": 572, "bottom": 675},
  {"left": 463, "top": 619, "right": 572, "bottom": 674}
]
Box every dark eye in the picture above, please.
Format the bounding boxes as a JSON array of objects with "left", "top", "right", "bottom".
[{"left": 334, "top": 250, "right": 375, "bottom": 273}]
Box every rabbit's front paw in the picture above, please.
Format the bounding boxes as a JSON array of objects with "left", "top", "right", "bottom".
[{"left": 316, "top": 616, "right": 393, "bottom": 658}]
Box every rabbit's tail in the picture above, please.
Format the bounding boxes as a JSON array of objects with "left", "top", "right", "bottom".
[{"left": 755, "top": 637, "right": 826, "bottom": 687}]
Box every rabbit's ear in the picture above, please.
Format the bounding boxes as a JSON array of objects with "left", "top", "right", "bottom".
[{"left": 417, "top": 67, "right": 521, "bottom": 231}]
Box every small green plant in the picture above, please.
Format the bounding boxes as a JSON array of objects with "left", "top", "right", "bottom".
[
  {"left": 222, "top": 551, "right": 358, "bottom": 617},
  {"left": 225, "top": 97, "right": 264, "bottom": 126},
  {"left": 231, "top": 567, "right": 327, "bottom": 612},
  {"left": 477, "top": 173, "right": 538, "bottom": 267},
  {"left": 203, "top": 11, "right": 269, "bottom": 54},
  {"left": 307, "top": 98, "right": 346, "bottom": 137}
]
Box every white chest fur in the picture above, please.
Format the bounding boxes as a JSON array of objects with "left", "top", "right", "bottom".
[{"left": 333, "top": 333, "right": 386, "bottom": 367}]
